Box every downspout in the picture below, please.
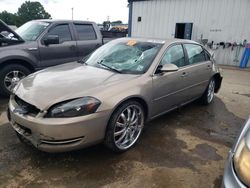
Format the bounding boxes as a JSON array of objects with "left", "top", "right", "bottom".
[{"left": 128, "top": 1, "right": 133, "bottom": 37}]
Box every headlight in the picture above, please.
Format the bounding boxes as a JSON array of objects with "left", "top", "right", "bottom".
[
  {"left": 46, "top": 97, "right": 101, "bottom": 118},
  {"left": 234, "top": 138, "right": 250, "bottom": 186}
]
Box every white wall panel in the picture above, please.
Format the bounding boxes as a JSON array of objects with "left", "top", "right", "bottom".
[
  {"left": 131, "top": 0, "right": 250, "bottom": 66},
  {"left": 132, "top": 0, "right": 250, "bottom": 43}
]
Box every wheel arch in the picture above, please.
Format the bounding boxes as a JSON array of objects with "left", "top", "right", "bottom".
[
  {"left": 0, "top": 59, "right": 35, "bottom": 72},
  {"left": 107, "top": 95, "right": 150, "bottom": 125}
]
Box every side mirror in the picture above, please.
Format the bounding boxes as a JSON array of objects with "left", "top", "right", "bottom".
[
  {"left": 160, "top": 63, "right": 179, "bottom": 72},
  {"left": 43, "top": 35, "right": 59, "bottom": 45}
]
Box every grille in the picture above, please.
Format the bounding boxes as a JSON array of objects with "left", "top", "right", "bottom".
[{"left": 14, "top": 95, "right": 40, "bottom": 116}]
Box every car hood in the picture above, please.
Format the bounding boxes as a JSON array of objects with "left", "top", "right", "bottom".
[{"left": 14, "top": 62, "right": 139, "bottom": 110}]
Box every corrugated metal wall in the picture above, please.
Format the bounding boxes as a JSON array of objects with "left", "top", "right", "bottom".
[{"left": 131, "top": 0, "right": 250, "bottom": 67}]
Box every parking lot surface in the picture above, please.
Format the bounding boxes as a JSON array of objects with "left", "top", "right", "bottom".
[{"left": 0, "top": 67, "right": 249, "bottom": 188}]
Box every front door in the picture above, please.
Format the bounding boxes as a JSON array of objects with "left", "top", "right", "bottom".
[
  {"left": 39, "top": 24, "right": 78, "bottom": 68},
  {"left": 152, "top": 44, "right": 190, "bottom": 117}
]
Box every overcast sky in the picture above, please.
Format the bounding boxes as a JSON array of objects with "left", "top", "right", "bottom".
[{"left": 0, "top": 0, "right": 129, "bottom": 24}]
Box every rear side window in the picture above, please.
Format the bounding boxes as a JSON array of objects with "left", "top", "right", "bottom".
[
  {"left": 74, "top": 24, "right": 97, "bottom": 40},
  {"left": 184, "top": 44, "right": 206, "bottom": 65},
  {"left": 48, "top": 24, "right": 72, "bottom": 43},
  {"left": 160, "top": 44, "right": 185, "bottom": 67}
]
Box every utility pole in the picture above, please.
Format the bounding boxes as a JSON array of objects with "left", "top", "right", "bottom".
[{"left": 71, "top": 7, "right": 74, "bottom": 20}]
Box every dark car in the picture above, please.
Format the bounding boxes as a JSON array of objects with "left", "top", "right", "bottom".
[{"left": 0, "top": 19, "right": 103, "bottom": 96}]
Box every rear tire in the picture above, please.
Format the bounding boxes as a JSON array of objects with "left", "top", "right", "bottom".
[
  {"left": 104, "top": 101, "right": 145, "bottom": 152},
  {"left": 0, "top": 64, "right": 30, "bottom": 96},
  {"left": 200, "top": 78, "right": 215, "bottom": 105}
]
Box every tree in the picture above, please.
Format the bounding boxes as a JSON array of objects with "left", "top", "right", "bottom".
[
  {"left": 0, "top": 11, "right": 19, "bottom": 26},
  {"left": 17, "top": 1, "right": 51, "bottom": 26}
]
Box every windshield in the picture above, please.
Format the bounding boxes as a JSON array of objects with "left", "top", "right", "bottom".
[
  {"left": 15, "top": 21, "right": 50, "bottom": 41},
  {"left": 84, "top": 39, "right": 163, "bottom": 74}
]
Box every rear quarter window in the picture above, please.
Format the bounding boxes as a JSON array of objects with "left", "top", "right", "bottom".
[
  {"left": 204, "top": 50, "right": 211, "bottom": 61},
  {"left": 74, "top": 24, "right": 97, "bottom": 40}
]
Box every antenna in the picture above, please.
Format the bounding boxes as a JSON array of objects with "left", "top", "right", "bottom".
[{"left": 71, "top": 7, "right": 74, "bottom": 20}]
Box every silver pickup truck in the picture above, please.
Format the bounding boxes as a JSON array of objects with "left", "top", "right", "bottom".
[{"left": 0, "top": 19, "right": 103, "bottom": 96}]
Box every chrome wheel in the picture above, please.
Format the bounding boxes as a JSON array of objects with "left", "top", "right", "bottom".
[
  {"left": 114, "top": 105, "right": 144, "bottom": 150},
  {"left": 207, "top": 79, "right": 215, "bottom": 103},
  {"left": 4, "top": 70, "right": 26, "bottom": 92}
]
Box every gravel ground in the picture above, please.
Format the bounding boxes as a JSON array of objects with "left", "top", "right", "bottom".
[{"left": 0, "top": 67, "right": 249, "bottom": 188}]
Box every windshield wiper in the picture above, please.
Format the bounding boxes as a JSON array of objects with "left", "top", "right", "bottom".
[{"left": 97, "top": 60, "right": 122, "bottom": 74}]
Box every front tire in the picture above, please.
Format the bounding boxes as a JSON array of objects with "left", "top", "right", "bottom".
[
  {"left": 0, "top": 64, "right": 30, "bottom": 96},
  {"left": 104, "top": 101, "right": 145, "bottom": 152},
  {"left": 200, "top": 78, "right": 215, "bottom": 105}
]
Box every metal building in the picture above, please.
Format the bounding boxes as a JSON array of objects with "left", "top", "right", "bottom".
[{"left": 128, "top": 0, "right": 250, "bottom": 67}]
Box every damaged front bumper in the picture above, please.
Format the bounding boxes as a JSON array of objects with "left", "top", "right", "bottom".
[{"left": 8, "top": 96, "right": 110, "bottom": 153}]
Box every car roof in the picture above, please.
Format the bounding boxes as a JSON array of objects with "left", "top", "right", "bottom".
[
  {"left": 31, "top": 19, "right": 95, "bottom": 25},
  {"left": 115, "top": 37, "right": 200, "bottom": 45}
]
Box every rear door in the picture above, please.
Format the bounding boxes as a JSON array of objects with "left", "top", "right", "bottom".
[
  {"left": 73, "top": 23, "right": 101, "bottom": 58},
  {"left": 181, "top": 43, "right": 213, "bottom": 101},
  {"left": 152, "top": 44, "right": 191, "bottom": 117},
  {"left": 39, "top": 23, "right": 78, "bottom": 67}
]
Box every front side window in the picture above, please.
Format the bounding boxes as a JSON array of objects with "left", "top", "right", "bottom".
[
  {"left": 15, "top": 21, "right": 50, "bottom": 41},
  {"left": 74, "top": 24, "right": 96, "bottom": 40},
  {"left": 84, "top": 39, "right": 163, "bottom": 74},
  {"left": 184, "top": 44, "right": 206, "bottom": 65},
  {"left": 48, "top": 24, "right": 72, "bottom": 43},
  {"left": 160, "top": 44, "right": 185, "bottom": 67}
]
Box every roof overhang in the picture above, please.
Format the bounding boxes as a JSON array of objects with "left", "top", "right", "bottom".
[{"left": 128, "top": 0, "right": 147, "bottom": 2}]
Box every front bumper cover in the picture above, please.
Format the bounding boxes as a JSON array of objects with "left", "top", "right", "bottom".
[{"left": 8, "top": 96, "right": 110, "bottom": 153}]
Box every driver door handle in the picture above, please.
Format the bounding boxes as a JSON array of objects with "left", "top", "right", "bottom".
[{"left": 181, "top": 72, "right": 188, "bottom": 77}]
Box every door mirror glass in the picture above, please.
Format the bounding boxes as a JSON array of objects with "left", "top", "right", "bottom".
[
  {"left": 160, "top": 63, "right": 179, "bottom": 72},
  {"left": 43, "top": 35, "right": 59, "bottom": 45}
]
